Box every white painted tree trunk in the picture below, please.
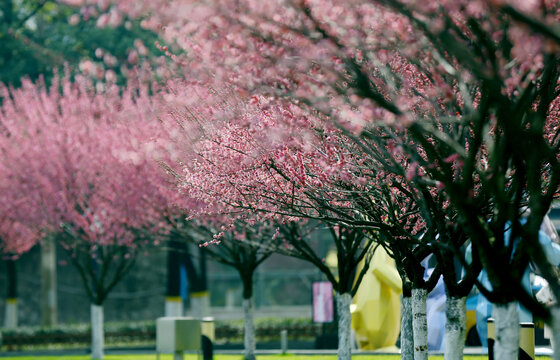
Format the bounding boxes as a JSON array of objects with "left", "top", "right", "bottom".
[
  {"left": 336, "top": 292, "right": 352, "bottom": 360},
  {"left": 91, "top": 304, "right": 104, "bottom": 360},
  {"left": 41, "top": 236, "right": 57, "bottom": 326},
  {"left": 444, "top": 296, "right": 466, "bottom": 360},
  {"left": 243, "top": 298, "right": 256, "bottom": 360},
  {"left": 401, "top": 295, "right": 414, "bottom": 360},
  {"left": 411, "top": 288, "right": 428, "bottom": 360},
  {"left": 190, "top": 292, "right": 211, "bottom": 318},
  {"left": 165, "top": 297, "right": 183, "bottom": 317},
  {"left": 551, "top": 307, "right": 560, "bottom": 360},
  {"left": 492, "top": 302, "right": 519, "bottom": 360},
  {"left": 4, "top": 299, "right": 17, "bottom": 329}
]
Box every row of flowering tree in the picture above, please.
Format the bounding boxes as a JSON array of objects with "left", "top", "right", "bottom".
[
  {"left": 3, "top": 1, "right": 560, "bottom": 360},
  {"left": 115, "top": 1, "right": 560, "bottom": 360}
]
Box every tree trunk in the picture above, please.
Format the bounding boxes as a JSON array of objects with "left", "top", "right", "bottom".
[
  {"left": 492, "top": 302, "right": 519, "bottom": 360},
  {"left": 444, "top": 296, "right": 466, "bottom": 360},
  {"left": 91, "top": 303, "right": 104, "bottom": 360},
  {"left": 5, "top": 259, "right": 17, "bottom": 329},
  {"left": 243, "top": 297, "right": 256, "bottom": 360},
  {"left": 190, "top": 291, "right": 211, "bottom": 317},
  {"left": 552, "top": 306, "right": 560, "bottom": 360},
  {"left": 336, "top": 292, "right": 352, "bottom": 360},
  {"left": 41, "top": 237, "right": 57, "bottom": 326},
  {"left": 411, "top": 288, "right": 428, "bottom": 360},
  {"left": 401, "top": 295, "right": 414, "bottom": 360}
]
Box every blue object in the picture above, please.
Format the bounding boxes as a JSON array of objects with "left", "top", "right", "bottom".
[{"left": 180, "top": 264, "right": 188, "bottom": 300}]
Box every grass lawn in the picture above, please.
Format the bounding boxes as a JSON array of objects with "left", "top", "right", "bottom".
[{"left": 0, "top": 355, "right": 552, "bottom": 360}]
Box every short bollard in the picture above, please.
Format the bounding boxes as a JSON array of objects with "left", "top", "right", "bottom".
[
  {"left": 487, "top": 319, "right": 534, "bottom": 360},
  {"left": 281, "top": 330, "right": 288, "bottom": 355},
  {"left": 201, "top": 317, "right": 214, "bottom": 360}
]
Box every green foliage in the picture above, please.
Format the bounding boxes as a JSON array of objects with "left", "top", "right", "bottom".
[
  {"left": 1, "top": 318, "right": 326, "bottom": 350},
  {"left": 1, "top": 320, "right": 154, "bottom": 337},
  {"left": 0, "top": 0, "right": 163, "bottom": 87},
  {"left": 217, "top": 317, "right": 316, "bottom": 328}
]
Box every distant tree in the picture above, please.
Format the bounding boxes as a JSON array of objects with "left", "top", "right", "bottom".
[
  {"left": 0, "top": 0, "right": 165, "bottom": 87},
  {"left": 0, "top": 76, "right": 173, "bottom": 359}
]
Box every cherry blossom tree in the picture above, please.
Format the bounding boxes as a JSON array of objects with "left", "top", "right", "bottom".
[{"left": 0, "top": 74, "right": 175, "bottom": 359}]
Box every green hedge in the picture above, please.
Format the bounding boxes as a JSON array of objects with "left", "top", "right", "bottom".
[{"left": 0, "top": 318, "right": 335, "bottom": 350}]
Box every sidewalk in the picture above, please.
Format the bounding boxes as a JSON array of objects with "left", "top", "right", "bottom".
[{"left": 0, "top": 346, "right": 554, "bottom": 357}]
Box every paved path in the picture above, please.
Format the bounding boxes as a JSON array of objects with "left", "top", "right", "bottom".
[{"left": 0, "top": 346, "right": 554, "bottom": 357}]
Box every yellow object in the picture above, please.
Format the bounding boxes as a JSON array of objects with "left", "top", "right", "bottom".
[
  {"left": 6, "top": 298, "right": 17, "bottom": 304},
  {"left": 190, "top": 291, "right": 210, "bottom": 298},
  {"left": 465, "top": 308, "right": 476, "bottom": 340},
  {"left": 351, "top": 247, "right": 402, "bottom": 350},
  {"left": 519, "top": 323, "right": 535, "bottom": 360},
  {"left": 165, "top": 296, "right": 182, "bottom": 302}
]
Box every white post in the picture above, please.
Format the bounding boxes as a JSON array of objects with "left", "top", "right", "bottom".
[
  {"left": 444, "top": 296, "right": 466, "bottom": 360},
  {"left": 281, "top": 329, "right": 288, "bottom": 355},
  {"left": 401, "top": 295, "right": 414, "bottom": 360},
  {"left": 411, "top": 288, "right": 428, "bottom": 360},
  {"left": 4, "top": 299, "right": 17, "bottom": 329},
  {"left": 190, "top": 292, "right": 211, "bottom": 317},
  {"left": 243, "top": 297, "right": 256, "bottom": 360},
  {"left": 90, "top": 304, "right": 104, "bottom": 360},
  {"left": 492, "top": 302, "right": 519, "bottom": 360},
  {"left": 336, "top": 292, "right": 352, "bottom": 360},
  {"left": 165, "top": 297, "right": 184, "bottom": 317}
]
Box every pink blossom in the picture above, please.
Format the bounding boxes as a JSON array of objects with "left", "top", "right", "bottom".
[
  {"left": 443, "top": 153, "right": 461, "bottom": 163},
  {"left": 127, "top": 50, "right": 139, "bottom": 64},
  {"left": 68, "top": 14, "right": 81, "bottom": 25}
]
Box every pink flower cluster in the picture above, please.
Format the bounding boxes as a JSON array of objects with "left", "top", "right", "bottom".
[{"left": 0, "top": 74, "right": 186, "bottom": 255}]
